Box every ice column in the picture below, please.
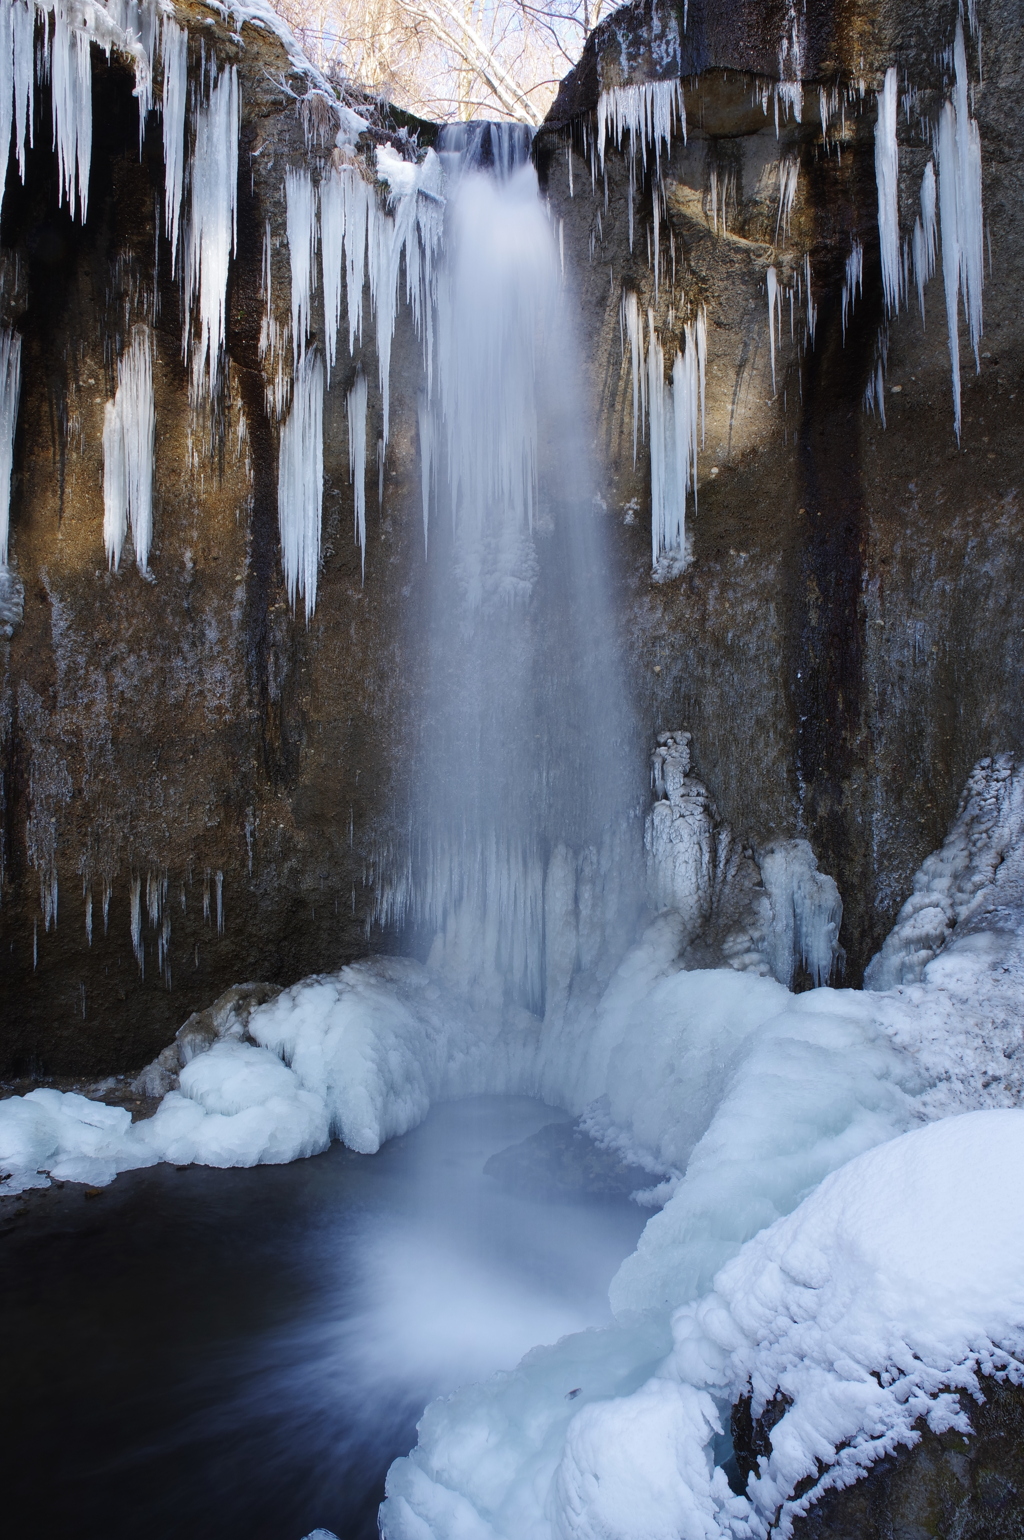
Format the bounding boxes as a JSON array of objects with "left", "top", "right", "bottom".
[
  {"left": 0, "top": 328, "right": 22, "bottom": 565},
  {"left": 874, "top": 67, "right": 901, "bottom": 315},
  {"left": 103, "top": 325, "right": 155, "bottom": 572},
  {"left": 938, "top": 20, "right": 984, "bottom": 440},
  {"left": 184, "top": 63, "right": 239, "bottom": 403},
  {"left": 278, "top": 348, "right": 324, "bottom": 620}
]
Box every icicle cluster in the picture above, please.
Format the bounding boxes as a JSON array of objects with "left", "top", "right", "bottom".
[
  {"left": 103, "top": 324, "right": 155, "bottom": 572},
  {"left": 184, "top": 61, "right": 239, "bottom": 404},
  {"left": 0, "top": 328, "right": 22, "bottom": 566},
  {"left": 596, "top": 80, "right": 685, "bottom": 257},
  {"left": 937, "top": 19, "right": 984, "bottom": 439},
  {"left": 764, "top": 257, "right": 816, "bottom": 394},
  {"left": 271, "top": 143, "right": 444, "bottom": 609},
  {"left": 865, "top": 18, "right": 983, "bottom": 437},
  {"left": 277, "top": 348, "right": 324, "bottom": 621}
]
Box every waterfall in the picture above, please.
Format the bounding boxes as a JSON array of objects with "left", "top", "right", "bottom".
[{"left": 399, "top": 123, "right": 642, "bottom": 1016}]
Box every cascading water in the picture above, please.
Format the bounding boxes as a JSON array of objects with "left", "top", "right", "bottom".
[{"left": 402, "top": 123, "right": 642, "bottom": 1018}]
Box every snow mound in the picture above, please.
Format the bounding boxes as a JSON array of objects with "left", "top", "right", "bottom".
[
  {"left": 388, "top": 1111, "right": 1024, "bottom": 1540},
  {"left": 866, "top": 752, "right": 1024, "bottom": 988}
]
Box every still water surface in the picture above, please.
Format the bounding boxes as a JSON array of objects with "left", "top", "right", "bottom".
[{"left": 2, "top": 1096, "right": 647, "bottom": 1540}]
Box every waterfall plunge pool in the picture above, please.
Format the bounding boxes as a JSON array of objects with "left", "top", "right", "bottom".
[{"left": 1, "top": 1095, "right": 648, "bottom": 1540}]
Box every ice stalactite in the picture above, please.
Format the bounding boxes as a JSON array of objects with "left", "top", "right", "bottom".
[
  {"left": 766, "top": 264, "right": 780, "bottom": 392},
  {"left": 841, "top": 240, "right": 863, "bottom": 340},
  {"left": 347, "top": 371, "right": 367, "bottom": 573},
  {"left": 285, "top": 166, "right": 317, "bottom": 365},
  {"left": 874, "top": 67, "right": 901, "bottom": 315},
  {"left": 49, "top": 0, "right": 94, "bottom": 221},
  {"left": 10, "top": 0, "right": 35, "bottom": 185},
  {"left": 0, "top": 328, "right": 23, "bottom": 566},
  {"left": 160, "top": 15, "right": 187, "bottom": 270},
  {"left": 596, "top": 81, "right": 685, "bottom": 251},
  {"left": 371, "top": 145, "right": 444, "bottom": 454},
  {"left": 937, "top": 19, "right": 984, "bottom": 440},
  {"left": 102, "top": 324, "right": 155, "bottom": 572},
  {"left": 621, "top": 289, "right": 646, "bottom": 465},
  {"left": 277, "top": 347, "right": 324, "bottom": 620},
  {"left": 596, "top": 80, "right": 685, "bottom": 176},
  {"left": 647, "top": 308, "right": 705, "bottom": 578},
  {"left": 775, "top": 152, "right": 799, "bottom": 242},
  {"left": 184, "top": 61, "right": 239, "bottom": 404},
  {"left": 911, "top": 161, "right": 937, "bottom": 321}
]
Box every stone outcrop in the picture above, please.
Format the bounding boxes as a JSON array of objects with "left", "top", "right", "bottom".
[{"left": 732, "top": 1377, "right": 1024, "bottom": 1539}]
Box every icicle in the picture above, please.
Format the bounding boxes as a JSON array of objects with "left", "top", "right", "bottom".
[
  {"left": 937, "top": 19, "right": 984, "bottom": 440},
  {"left": 0, "top": 329, "right": 22, "bottom": 566},
  {"left": 103, "top": 324, "right": 154, "bottom": 571},
  {"left": 215, "top": 869, "right": 223, "bottom": 935},
  {"left": 620, "top": 290, "right": 645, "bottom": 464},
  {"left": 648, "top": 310, "right": 705, "bottom": 578},
  {"left": 775, "top": 153, "right": 799, "bottom": 242},
  {"left": 804, "top": 252, "right": 817, "bottom": 346},
  {"left": 347, "top": 370, "right": 367, "bottom": 575},
  {"left": 874, "top": 67, "right": 901, "bottom": 315},
  {"left": 417, "top": 393, "right": 432, "bottom": 555},
  {"left": 766, "top": 265, "right": 780, "bottom": 392},
  {"left": 596, "top": 80, "right": 685, "bottom": 175},
  {"left": 84, "top": 882, "right": 92, "bottom": 945},
  {"left": 184, "top": 62, "right": 239, "bottom": 404},
  {"left": 11, "top": 0, "right": 34, "bottom": 184},
  {"left": 277, "top": 347, "right": 324, "bottom": 620},
  {"left": 285, "top": 166, "right": 317, "bottom": 365},
  {"left": 911, "top": 161, "right": 937, "bottom": 320},
  {"left": 50, "top": 0, "right": 94, "bottom": 221},
  {"left": 130, "top": 873, "right": 143, "bottom": 971},
  {"left": 160, "top": 16, "right": 187, "bottom": 271},
  {"left": 841, "top": 240, "right": 863, "bottom": 341}
]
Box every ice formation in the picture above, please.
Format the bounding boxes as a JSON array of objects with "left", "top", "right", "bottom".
[
  {"left": 184, "top": 61, "right": 239, "bottom": 403},
  {"left": 160, "top": 14, "right": 187, "bottom": 269},
  {"left": 621, "top": 295, "right": 705, "bottom": 574},
  {"left": 865, "top": 752, "right": 1024, "bottom": 989},
  {"left": 911, "top": 160, "right": 937, "bottom": 320},
  {"left": 874, "top": 67, "right": 901, "bottom": 315},
  {"left": 937, "top": 19, "right": 984, "bottom": 439},
  {"left": 102, "top": 324, "right": 155, "bottom": 572},
  {"left": 277, "top": 346, "right": 324, "bottom": 620},
  {"left": 596, "top": 81, "right": 685, "bottom": 250},
  {"left": 0, "top": 327, "right": 22, "bottom": 566},
  {"left": 286, "top": 166, "right": 318, "bottom": 364},
  {"left": 346, "top": 370, "right": 367, "bottom": 569}
]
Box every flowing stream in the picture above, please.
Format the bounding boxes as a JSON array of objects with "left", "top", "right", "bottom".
[{"left": 2, "top": 1096, "right": 647, "bottom": 1540}]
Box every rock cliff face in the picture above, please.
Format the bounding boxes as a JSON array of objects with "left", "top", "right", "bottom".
[
  {"left": 536, "top": 0, "right": 1024, "bottom": 989},
  {"left": 2, "top": 0, "right": 1023, "bottom": 1073},
  {"left": 733, "top": 1377, "right": 1024, "bottom": 1539}
]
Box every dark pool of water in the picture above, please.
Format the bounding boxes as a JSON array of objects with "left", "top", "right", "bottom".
[{"left": 0, "top": 1095, "right": 648, "bottom": 1540}]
